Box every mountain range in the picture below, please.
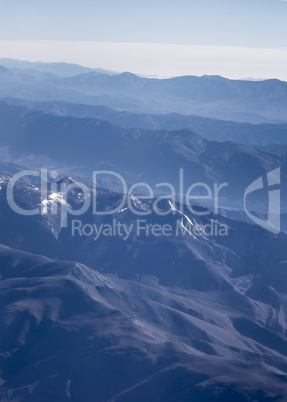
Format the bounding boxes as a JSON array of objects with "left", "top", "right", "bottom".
[
  {"left": 2, "top": 97, "right": 287, "bottom": 147},
  {"left": 1, "top": 173, "right": 287, "bottom": 400},
  {"left": 1, "top": 59, "right": 287, "bottom": 401},
  {"left": 0, "top": 101, "right": 286, "bottom": 210},
  {"left": 1, "top": 61, "right": 287, "bottom": 123}
]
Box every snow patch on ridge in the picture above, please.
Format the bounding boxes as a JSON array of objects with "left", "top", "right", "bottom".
[{"left": 42, "top": 192, "right": 69, "bottom": 214}]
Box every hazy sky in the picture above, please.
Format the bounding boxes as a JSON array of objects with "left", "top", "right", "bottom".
[{"left": 0, "top": 0, "right": 286, "bottom": 79}]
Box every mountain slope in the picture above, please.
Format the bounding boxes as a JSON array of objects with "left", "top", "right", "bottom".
[{"left": 1, "top": 236, "right": 287, "bottom": 401}]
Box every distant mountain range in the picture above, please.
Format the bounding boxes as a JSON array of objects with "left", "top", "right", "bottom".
[
  {"left": 0, "top": 58, "right": 116, "bottom": 77},
  {"left": 1, "top": 60, "right": 287, "bottom": 123}
]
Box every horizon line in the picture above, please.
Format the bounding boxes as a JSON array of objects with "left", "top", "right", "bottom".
[{"left": 0, "top": 41, "right": 287, "bottom": 81}]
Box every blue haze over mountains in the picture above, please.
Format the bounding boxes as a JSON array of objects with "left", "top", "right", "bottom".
[
  {"left": 1, "top": 59, "right": 287, "bottom": 401},
  {"left": 1, "top": 59, "right": 287, "bottom": 123}
]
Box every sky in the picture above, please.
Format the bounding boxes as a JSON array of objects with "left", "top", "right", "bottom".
[{"left": 0, "top": 0, "right": 286, "bottom": 79}]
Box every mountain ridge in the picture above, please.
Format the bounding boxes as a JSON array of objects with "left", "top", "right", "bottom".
[
  {"left": 1, "top": 62, "right": 287, "bottom": 122},
  {"left": 2, "top": 97, "right": 287, "bottom": 146}
]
